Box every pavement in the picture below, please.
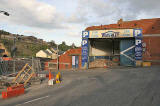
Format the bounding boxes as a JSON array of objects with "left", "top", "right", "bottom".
[{"left": 0, "top": 66, "right": 160, "bottom": 106}]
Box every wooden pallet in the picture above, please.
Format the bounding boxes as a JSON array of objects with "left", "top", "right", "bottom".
[{"left": 12, "top": 63, "right": 35, "bottom": 85}]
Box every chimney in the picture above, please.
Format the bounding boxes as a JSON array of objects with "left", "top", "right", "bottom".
[{"left": 117, "top": 18, "right": 123, "bottom": 24}]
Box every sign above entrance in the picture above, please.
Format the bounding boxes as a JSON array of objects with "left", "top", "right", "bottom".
[
  {"left": 134, "top": 29, "right": 142, "bottom": 37},
  {"left": 89, "top": 29, "right": 134, "bottom": 38},
  {"left": 82, "top": 31, "right": 89, "bottom": 38}
]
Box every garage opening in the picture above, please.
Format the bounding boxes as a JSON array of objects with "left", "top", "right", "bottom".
[{"left": 88, "top": 38, "right": 135, "bottom": 68}]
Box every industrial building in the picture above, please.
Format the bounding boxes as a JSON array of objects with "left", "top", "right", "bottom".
[
  {"left": 45, "top": 48, "right": 82, "bottom": 70},
  {"left": 82, "top": 18, "right": 160, "bottom": 69}
]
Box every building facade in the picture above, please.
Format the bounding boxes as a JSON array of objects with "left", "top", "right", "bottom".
[
  {"left": 36, "top": 48, "right": 58, "bottom": 59},
  {"left": 45, "top": 48, "right": 82, "bottom": 71},
  {"left": 82, "top": 18, "right": 160, "bottom": 69}
]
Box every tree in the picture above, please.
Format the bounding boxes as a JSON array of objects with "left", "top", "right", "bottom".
[
  {"left": 58, "top": 41, "right": 70, "bottom": 51},
  {"left": 62, "top": 41, "right": 66, "bottom": 45},
  {"left": 49, "top": 40, "right": 57, "bottom": 48}
]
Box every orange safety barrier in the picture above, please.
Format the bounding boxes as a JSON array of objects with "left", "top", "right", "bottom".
[
  {"left": 2, "top": 85, "right": 25, "bottom": 99},
  {"left": 2, "top": 57, "right": 12, "bottom": 61},
  {"left": 7, "top": 84, "right": 24, "bottom": 91}
]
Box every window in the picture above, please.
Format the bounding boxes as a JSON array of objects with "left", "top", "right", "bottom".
[{"left": 48, "top": 63, "right": 56, "bottom": 68}]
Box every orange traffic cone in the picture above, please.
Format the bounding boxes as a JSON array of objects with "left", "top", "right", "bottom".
[
  {"left": 49, "top": 70, "right": 53, "bottom": 80},
  {"left": 104, "top": 63, "right": 107, "bottom": 68}
]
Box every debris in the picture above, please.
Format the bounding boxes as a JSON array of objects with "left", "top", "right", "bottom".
[{"left": 143, "top": 62, "right": 151, "bottom": 67}]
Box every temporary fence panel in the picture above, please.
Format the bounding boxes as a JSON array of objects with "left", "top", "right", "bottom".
[{"left": 0, "top": 61, "right": 8, "bottom": 75}]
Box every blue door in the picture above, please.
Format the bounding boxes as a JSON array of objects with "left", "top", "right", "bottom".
[
  {"left": 72, "top": 56, "right": 79, "bottom": 68},
  {"left": 75, "top": 56, "right": 79, "bottom": 68},
  {"left": 120, "top": 39, "right": 135, "bottom": 66}
]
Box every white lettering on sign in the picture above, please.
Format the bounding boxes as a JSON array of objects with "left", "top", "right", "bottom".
[
  {"left": 82, "top": 40, "right": 87, "bottom": 45},
  {"left": 136, "top": 40, "right": 142, "bottom": 45},
  {"left": 101, "top": 31, "right": 120, "bottom": 38},
  {"left": 134, "top": 30, "right": 141, "bottom": 37},
  {"left": 82, "top": 31, "right": 89, "bottom": 38},
  {"left": 135, "top": 47, "right": 142, "bottom": 52}
]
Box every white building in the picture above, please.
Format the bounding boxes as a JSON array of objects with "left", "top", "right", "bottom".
[{"left": 36, "top": 48, "right": 58, "bottom": 59}]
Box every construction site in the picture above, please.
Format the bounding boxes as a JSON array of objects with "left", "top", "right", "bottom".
[
  {"left": 0, "top": 57, "right": 62, "bottom": 99},
  {"left": 0, "top": 1, "right": 160, "bottom": 105}
]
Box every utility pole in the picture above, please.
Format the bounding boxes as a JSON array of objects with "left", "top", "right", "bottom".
[
  {"left": 57, "top": 44, "right": 59, "bottom": 71},
  {"left": 13, "top": 37, "right": 16, "bottom": 73},
  {"left": 32, "top": 56, "right": 34, "bottom": 72}
]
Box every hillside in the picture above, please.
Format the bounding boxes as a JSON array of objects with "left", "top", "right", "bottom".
[{"left": 0, "top": 30, "right": 77, "bottom": 57}]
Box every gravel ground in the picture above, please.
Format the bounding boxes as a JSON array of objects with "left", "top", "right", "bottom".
[{"left": 0, "top": 66, "right": 160, "bottom": 106}]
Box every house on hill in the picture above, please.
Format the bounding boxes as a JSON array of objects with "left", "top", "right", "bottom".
[
  {"left": 36, "top": 48, "right": 58, "bottom": 59},
  {"left": 0, "top": 43, "right": 10, "bottom": 57}
]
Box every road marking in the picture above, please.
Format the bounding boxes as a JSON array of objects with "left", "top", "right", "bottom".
[{"left": 15, "top": 95, "right": 50, "bottom": 106}]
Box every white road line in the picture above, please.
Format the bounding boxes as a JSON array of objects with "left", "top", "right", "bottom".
[{"left": 15, "top": 95, "right": 50, "bottom": 106}]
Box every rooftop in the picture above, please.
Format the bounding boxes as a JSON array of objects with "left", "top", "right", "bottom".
[{"left": 85, "top": 18, "right": 160, "bottom": 34}]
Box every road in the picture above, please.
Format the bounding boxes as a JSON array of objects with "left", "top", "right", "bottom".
[{"left": 1, "top": 66, "right": 160, "bottom": 106}]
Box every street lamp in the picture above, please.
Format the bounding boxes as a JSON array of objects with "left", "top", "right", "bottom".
[{"left": 0, "top": 10, "right": 10, "bottom": 16}]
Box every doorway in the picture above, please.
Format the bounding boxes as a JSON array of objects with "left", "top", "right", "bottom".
[
  {"left": 120, "top": 39, "right": 135, "bottom": 66},
  {"left": 72, "top": 56, "right": 79, "bottom": 69}
]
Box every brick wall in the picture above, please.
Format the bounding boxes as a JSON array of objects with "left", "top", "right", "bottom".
[
  {"left": 143, "top": 36, "right": 160, "bottom": 65},
  {"left": 45, "top": 48, "right": 82, "bottom": 70}
]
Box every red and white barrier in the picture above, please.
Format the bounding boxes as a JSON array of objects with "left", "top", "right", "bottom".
[{"left": 2, "top": 84, "right": 25, "bottom": 99}]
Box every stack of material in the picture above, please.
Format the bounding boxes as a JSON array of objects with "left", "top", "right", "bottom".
[
  {"left": 89, "top": 59, "right": 119, "bottom": 68},
  {"left": 89, "top": 59, "right": 107, "bottom": 68}
]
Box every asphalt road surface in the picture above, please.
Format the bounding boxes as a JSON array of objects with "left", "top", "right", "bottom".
[{"left": 1, "top": 66, "right": 160, "bottom": 106}]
